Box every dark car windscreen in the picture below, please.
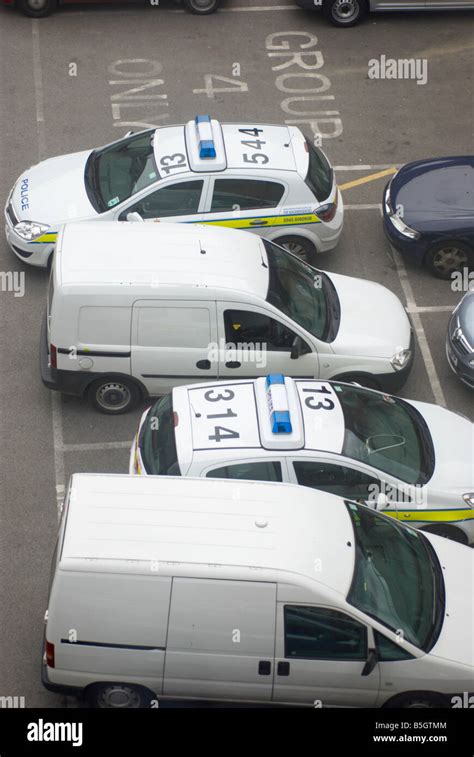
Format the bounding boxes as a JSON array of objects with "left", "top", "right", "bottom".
[
  {"left": 85, "top": 130, "right": 160, "bottom": 212},
  {"left": 346, "top": 501, "right": 445, "bottom": 652},
  {"left": 305, "top": 142, "right": 333, "bottom": 202},
  {"left": 140, "top": 393, "right": 180, "bottom": 476},
  {"left": 334, "top": 383, "right": 434, "bottom": 485}
]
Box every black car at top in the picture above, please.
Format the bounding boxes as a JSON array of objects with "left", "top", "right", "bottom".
[{"left": 383, "top": 156, "right": 474, "bottom": 279}]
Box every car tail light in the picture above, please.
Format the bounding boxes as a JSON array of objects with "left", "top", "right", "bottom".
[
  {"left": 46, "top": 640, "right": 55, "bottom": 668},
  {"left": 316, "top": 202, "right": 337, "bottom": 223},
  {"left": 50, "top": 344, "right": 57, "bottom": 369},
  {"left": 172, "top": 411, "right": 179, "bottom": 427}
]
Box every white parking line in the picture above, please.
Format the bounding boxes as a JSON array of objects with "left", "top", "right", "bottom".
[
  {"left": 407, "top": 305, "right": 454, "bottom": 314},
  {"left": 344, "top": 204, "right": 382, "bottom": 210},
  {"left": 62, "top": 441, "right": 132, "bottom": 452}
]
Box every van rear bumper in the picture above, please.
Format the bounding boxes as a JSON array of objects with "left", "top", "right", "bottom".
[
  {"left": 40, "top": 313, "right": 95, "bottom": 398},
  {"left": 41, "top": 659, "right": 84, "bottom": 697},
  {"left": 39, "top": 313, "right": 57, "bottom": 391}
]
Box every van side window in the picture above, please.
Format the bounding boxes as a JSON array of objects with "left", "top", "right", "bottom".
[
  {"left": 125, "top": 180, "right": 204, "bottom": 219},
  {"left": 206, "top": 461, "right": 282, "bottom": 482},
  {"left": 284, "top": 606, "right": 367, "bottom": 661},
  {"left": 293, "top": 461, "right": 380, "bottom": 503},
  {"left": 210, "top": 179, "right": 285, "bottom": 212},
  {"left": 224, "top": 309, "right": 302, "bottom": 352}
]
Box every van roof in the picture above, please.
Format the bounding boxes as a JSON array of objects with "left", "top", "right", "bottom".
[
  {"left": 57, "top": 222, "right": 269, "bottom": 298},
  {"left": 61, "top": 474, "right": 355, "bottom": 597}
]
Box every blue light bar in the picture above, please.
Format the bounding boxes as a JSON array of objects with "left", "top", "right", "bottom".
[
  {"left": 195, "top": 115, "right": 216, "bottom": 159},
  {"left": 266, "top": 374, "right": 292, "bottom": 434}
]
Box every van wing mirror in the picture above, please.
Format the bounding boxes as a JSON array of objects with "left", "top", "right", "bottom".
[
  {"left": 126, "top": 211, "right": 144, "bottom": 223},
  {"left": 361, "top": 648, "right": 378, "bottom": 677},
  {"left": 290, "top": 336, "right": 302, "bottom": 360},
  {"left": 375, "top": 492, "right": 388, "bottom": 511}
]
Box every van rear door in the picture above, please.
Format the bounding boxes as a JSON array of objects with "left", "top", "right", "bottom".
[
  {"left": 131, "top": 300, "right": 218, "bottom": 396},
  {"left": 163, "top": 578, "right": 277, "bottom": 702}
]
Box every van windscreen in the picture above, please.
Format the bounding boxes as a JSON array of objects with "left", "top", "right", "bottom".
[{"left": 140, "top": 393, "right": 180, "bottom": 476}]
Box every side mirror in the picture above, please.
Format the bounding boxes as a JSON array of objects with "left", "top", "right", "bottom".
[
  {"left": 126, "top": 212, "right": 144, "bottom": 223},
  {"left": 124, "top": 130, "right": 134, "bottom": 138},
  {"left": 290, "top": 336, "right": 302, "bottom": 360},
  {"left": 376, "top": 492, "right": 388, "bottom": 511},
  {"left": 361, "top": 648, "right": 378, "bottom": 677}
]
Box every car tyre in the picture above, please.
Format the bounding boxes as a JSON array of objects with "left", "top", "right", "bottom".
[
  {"left": 183, "top": 0, "right": 220, "bottom": 14},
  {"left": 88, "top": 377, "right": 141, "bottom": 415},
  {"left": 274, "top": 235, "right": 318, "bottom": 265},
  {"left": 421, "top": 524, "right": 468, "bottom": 545},
  {"left": 322, "top": 0, "right": 368, "bottom": 27},
  {"left": 334, "top": 374, "right": 381, "bottom": 391},
  {"left": 86, "top": 683, "right": 153, "bottom": 709},
  {"left": 424, "top": 240, "right": 473, "bottom": 280},
  {"left": 18, "top": 0, "right": 56, "bottom": 17},
  {"left": 385, "top": 692, "right": 447, "bottom": 709}
]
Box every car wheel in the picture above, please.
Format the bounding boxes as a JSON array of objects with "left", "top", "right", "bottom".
[
  {"left": 334, "top": 374, "right": 381, "bottom": 390},
  {"left": 18, "top": 0, "right": 56, "bottom": 17},
  {"left": 88, "top": 377, "right": 141, "bottom": 415},
  {"left": 424, "top": 241, "right": 472, "bottom": 280},
  {"left": 385, "top": 692, "right": 447, "bottom": 709},
  {"left": 421, "top": 524, "right": 468, "bottom": 545},
  {"left": 274, "top": 235, "right": 318, "bottom": 265},
  {"left": 322, "top": 0, "right": 367, "bottom": 27},
  {"left": 86, "top": 683, "right": 152, "bottom": 709},
  {"left": 183, "top": 0, "right": 220, "bottom": 14}
]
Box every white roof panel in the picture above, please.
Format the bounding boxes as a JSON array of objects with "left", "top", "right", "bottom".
[
  {"left": 222, "top": 124, "right": 298, "bottom": 172},
  {"left": 295, "top": 380, "right": 345, "bottom": 454},
  {"left": 187, "top": 381, "right": 261, "bottom": 452},
  {"left": 61, "top": 474, "right": 355, "bottom": 596}
]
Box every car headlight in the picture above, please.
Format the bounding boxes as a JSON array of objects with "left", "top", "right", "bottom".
[
  {"left": 14, "top": 221, "right": 50, "bottom": 241},
  {"left": 391, "top": 349, "right": 412, "bottom": 370},
  {"left": 462, "top": 493, "right": 474, "bottom": 508},
  {"left": 388, "top": 213, "right": 420, "bottom": 240}
]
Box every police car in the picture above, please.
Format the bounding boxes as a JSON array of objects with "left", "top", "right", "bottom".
[
  {"left": 5, "top": 115, "right": 342, "bottom": 268},
  {"left": 129, "top": 374, "right": 474, "bottom": 546}
]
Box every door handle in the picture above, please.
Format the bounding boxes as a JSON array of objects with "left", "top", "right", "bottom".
[
  {"left": 225, "top": 361, "right": 241, "bottom": 368},
  {"left": 258, "top": 660, "right": 271, "bottom": 676},
  {"left": 248, "top": 219, "right": 269, "bottom": 227},
  {"left": 196, "top": 360, "right": 211, "bottom": 369},
  {"left": 277, "top": 661, "right": 290, "bottom": 676}
]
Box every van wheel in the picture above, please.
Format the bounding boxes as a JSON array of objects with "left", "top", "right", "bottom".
[
  {"left": 385, "top": 692, "right": 447, "bottom": 709},
  {"left": 18, "top": 0, "right": 56, "bottom": 16},
  {"left": 274, "top": 236, "right": 318, "bottom": 265},
  {"left": 421, "top": 524, "right": 468, "bottom": 545},
  {"left": 183, "top": 0, "right": 219, "bottom": 13},
  {"left": 88, "top": 378, "right": 141, "bottom": 415},
  {"left": 86, "top": 683, "right": 152, "bottom": 709},
  {"left": 424, "top": 241, "right": 472, "bottom": 279},
  {"left": 323, "top": 0, "right": 367, "bottom": 27}
]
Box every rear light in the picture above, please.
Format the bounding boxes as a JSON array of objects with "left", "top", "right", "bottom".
[
  {"left": 316, "top": 202, "right": 337, "bottom": 223},
  {"left": 303, "top": 141, "right": 309, "bottom": 153},
  {"left": 50, "top": 344, "right": 57, "bottom": 369},
  {"left": 46, "top": 640, "right": 55, "bottom": 668},
  {"left": 172, "top": 411, "right": 179, "bottom": 427}
]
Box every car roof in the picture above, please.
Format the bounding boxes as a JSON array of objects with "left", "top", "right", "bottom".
[
  {"left": 153, "top": 119, "right": 307, "bottom": 176},
  {"left": 172, "top": 377, "right": 347, "bottom": 471},
  {"left": 57, "top": 221, "right": 269, "bottom": 297},
  {"left": 61, "top": 473, "right": 355, "bottom": 597}
]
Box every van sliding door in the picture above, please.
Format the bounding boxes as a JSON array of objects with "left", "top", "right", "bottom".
[{"left": 163, "top": 579, "right": 277, "bottom": 703}]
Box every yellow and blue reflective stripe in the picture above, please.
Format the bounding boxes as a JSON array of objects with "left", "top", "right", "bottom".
[
  {"left": 384, "top": 508, "right": 474, "bottom": 524},
  {"left": 29, "top": 232, "right": 58, "bottom": 244},
  {"left": 190, "top": 212, "right": 322, "bottom": 230}
]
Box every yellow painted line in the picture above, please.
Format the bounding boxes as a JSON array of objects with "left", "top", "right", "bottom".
[{"left": 339, "top": 167, "right": 397, "bottom": 192}]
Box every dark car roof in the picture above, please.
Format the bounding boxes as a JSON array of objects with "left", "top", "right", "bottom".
[{"left": 390, "top": 156, "right": 474, "bottom": 226}]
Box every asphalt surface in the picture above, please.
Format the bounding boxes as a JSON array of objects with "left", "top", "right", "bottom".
[{"left": 0, "top": 0, "right": 473, "bottom": 708}]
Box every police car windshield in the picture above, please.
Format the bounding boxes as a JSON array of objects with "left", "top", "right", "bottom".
[
  {"left": 346, "top": 501, "right": 445, "bottom": 652},
  {"left": 334, "top": 383, "right": 434, "bottom": 485},
  {"left": 140, "top": 394, "right": 180, "bottom": 476},
  {"left": 85, "top": 131, "right": 159, "bottom": 212},
  {"left": 264, "top": 241, "right": 337, "bottom": 341}
]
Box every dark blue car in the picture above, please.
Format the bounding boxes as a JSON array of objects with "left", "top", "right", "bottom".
[{"left": 383, "top": 156, "right": 474, "bottom": 279}]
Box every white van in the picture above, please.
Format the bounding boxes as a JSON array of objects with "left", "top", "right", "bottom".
[
  {"left": 41, "top": 221, "right": 413, "bottom": 413},
  {"left": 42, "top": 474, "right": 474, "bottom": 709}
]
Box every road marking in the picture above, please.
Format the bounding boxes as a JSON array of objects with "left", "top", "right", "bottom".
[
  {"left": 31, "top": 21, "right": 46, "bottom": 157},
  {"left": 335, "top": 164, "right": 402, "bottom": 171},
  {"left": 344, "top": 203, "right": 382, "bottom": 210},
  {"left": 339, "top": 167, "right": 397, "bottom": 192},
  {"left": 380, "top": 210, "right": 447, "bottom": 407},
  {"left": 407, "top": 305, "right": 454, "bottom": 314},
  {"left": 62, "top": 441, "right": 132, "bottom": 452}
]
